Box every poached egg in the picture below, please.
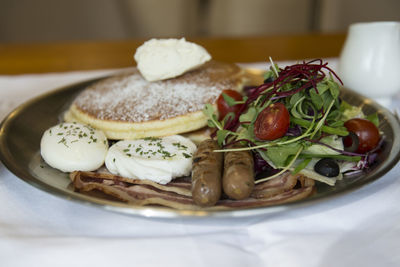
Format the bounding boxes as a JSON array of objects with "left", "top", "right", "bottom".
[
  {"left": 105, "top": 135, "right": 196, "bottom": 184},
  {"left": 40, "top": 122, "right": 108, "bottom": 172}
]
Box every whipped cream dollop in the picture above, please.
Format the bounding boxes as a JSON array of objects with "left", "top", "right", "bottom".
[
  {"left": 105, "top": 135, "right": 197, "bottom": 184},
  {"left": 134, "top": 38, "right": 211, "bottom": 82},
  {"left": 40, "top": 122, "right": 108, "bottom": 172}
]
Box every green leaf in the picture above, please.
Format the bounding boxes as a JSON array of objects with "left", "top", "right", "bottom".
[
  {"left": 223, "top": 112, "right": 235, "bottom": 124},
  {"left": 203, "top": 104, "right": 222, "bottom": 130},
  {"left": 366, "top": 113, "right": 380, "bottom": 127},
  {"left": 265, "top": 143, "right": 302, "bottom": 168},
  {"left": 207, "top": 119, "right": 216, "bottom": 128},
  {"left": 327, "top": 109, "right": 341, "bottom": 122},
  {"left": 329, "top": 120, "right": 344, "bottom": 127},
  {"left": 322, "top": 93, "right": 334, "bottom": 112},
  {"left": 340, "top": 100, "right": 363, "bottom": 120},
  {"left": 289, "top": 91, "right": 303, "bottom": 106},
  {"left": 222, "top": 93, "right": 237, "bottom": 107},
  {"left": 339, "top": 99, "right": 353, "bottom": 112},
  {"left": 293, "top": 158, "right": 312, "bottom": 174},
  {"left": 327, "top": 78, "right": 340, "bottom": 99},
  {"left": 303, "top": 135, "right": 343, "bottom": 155},
  {"left": 239, "top": 106, "right": 257, "bottom": 123},
  {"left": 203, "top": 103, "right": 215, "bottom": 117},
  {"left": 291, "top": 117, "right": 349, "bottom": 136},
  {"left": 236, "top": 126, "right": 255, "bottom": 141},
  {"left": 290, "top": 95, "right": 306, "bottom": 119},
  {"left": 316, "top": 82, "right": 330, "bottom": 94},
  {"left": 263, "top": 70, "right": 274, "bottom": 81},
  {"left": 216, "top": 130, "right": 232, "bottom": 146},
  {"left": 309, "top": 89, "right": 323, "bottom": 110}
]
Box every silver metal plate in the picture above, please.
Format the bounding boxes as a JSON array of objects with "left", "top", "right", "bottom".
[{"left": 1, "top": 70, "right": 399, "bottom": 218}]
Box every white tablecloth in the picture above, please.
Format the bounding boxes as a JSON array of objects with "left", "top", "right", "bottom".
[{"left": 1, "top": 61, "right": 400, "bottom": 267}]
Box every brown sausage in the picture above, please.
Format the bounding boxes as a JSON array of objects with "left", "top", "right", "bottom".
[
  {"left": 191, "top": 139, "right": 223, "bottom": 207},
  {"left": 222, "top": 147, "right": 254, "bottom": 200}
]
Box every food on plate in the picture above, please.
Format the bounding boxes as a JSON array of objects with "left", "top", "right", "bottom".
[
  {"left": 217, "top": 89, "right": 243, "bottom": 120},
  {"left": 134, "top": 38, "right": 211, "bottom": 82},
  {"left": 105, "top": 135, "right": 196, "bottom": 185},
  {"left": 343, "top": 118, "right": 380, "bottom": 153},
  {"left": 204, "top": 59, "right": 382, "bottom": 188},
  {"left": 64, "top": 60, "right": 247, "bottom": 140},
  {"left": 40, "top": 122, "right": 108, "bottom": 172},
  {"left": 254, "top": 102, "right": 290, "bottom": 141},
  {"left": 40, "top": 38, "right": 383, "bottom": 212},
  {"left": 70, "top": 170, "right": 315, "bottom": 210},
  {"left": 222, "top": 145, "right": 254, "bottom": 200},
  {"left": 191, "top": 139, "right": 223, "bottom": 207}
]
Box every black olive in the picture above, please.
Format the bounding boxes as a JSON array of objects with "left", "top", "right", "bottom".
[
  {"left": 314, "top": 158, "right": 340, "bottom": 177},
  {"left": 343, "top": 132, "right": 359, "bottom": 152}
]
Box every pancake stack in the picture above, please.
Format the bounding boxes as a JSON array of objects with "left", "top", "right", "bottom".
[{"left": 64, "top": 60, "right": 248, "bottom": 140}]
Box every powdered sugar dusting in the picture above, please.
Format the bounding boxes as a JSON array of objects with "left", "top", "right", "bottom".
[{"left": 73, "top": 61, "right": 241, "bottom": 122}]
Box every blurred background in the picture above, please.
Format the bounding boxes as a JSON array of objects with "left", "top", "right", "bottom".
[{"left": 1, "top": 0, "right": 400, "bottom": 43}]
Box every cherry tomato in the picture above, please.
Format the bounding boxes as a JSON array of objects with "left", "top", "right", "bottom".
[
  {"left": 343, "top": 118, "right": 380, "bottom": 154},
  {"left": 254, "top": 102, "right": 290, "bottom": 140},
  {"left": 217, "top": 89, "right": 243, "bottom": 120}
]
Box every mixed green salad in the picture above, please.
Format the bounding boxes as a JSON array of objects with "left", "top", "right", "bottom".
[{"left": 204, "top": 59, "right": 382, "bottom": 186}]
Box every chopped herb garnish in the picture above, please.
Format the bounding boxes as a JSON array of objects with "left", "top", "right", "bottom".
[
  {"left": 182, "top": 153, "right": 192, "bottom": 158},
  {"left": 173, "top": 142, "right": 188, "bottom": 150},
  {"left": 58, "top": 137, "right": 68, "bottom": 147}
]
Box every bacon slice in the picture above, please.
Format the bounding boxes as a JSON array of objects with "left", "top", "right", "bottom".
[
  {"left": 72, "top": 170, "right": 192, "bottom": 197},
  {"left": 251, "top": 173, "right": 315, "bottom": 197},
  {"left": 70, "top": 171, "right": 315, "bottom": 211}
]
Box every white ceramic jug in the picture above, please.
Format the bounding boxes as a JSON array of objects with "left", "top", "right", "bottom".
[{"left": 338, "top": 22, "right": 400, "bottom": 106}]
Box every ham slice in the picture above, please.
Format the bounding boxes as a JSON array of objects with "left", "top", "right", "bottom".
[{"left": 70, "top": 170, "right": 315, "bottom": 210}]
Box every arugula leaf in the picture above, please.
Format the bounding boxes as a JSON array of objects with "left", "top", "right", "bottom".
[
  {"left": 327, "top": 77, "right": 340, "bottom": 99},
  {"left": 289, "top": 91, "right": 303, "bottom": 106},
  {"left": 316, "top": 82, "right": 330, "bottom": 95},
  {"left": 322, "top": 92, "right": 334, "bottom": 113},
  {"left": 309, "top": 89, "right": 323, "bottom": 110},
  {"left": 327, "top": 109, "right": 341, "bottom": 122}
]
